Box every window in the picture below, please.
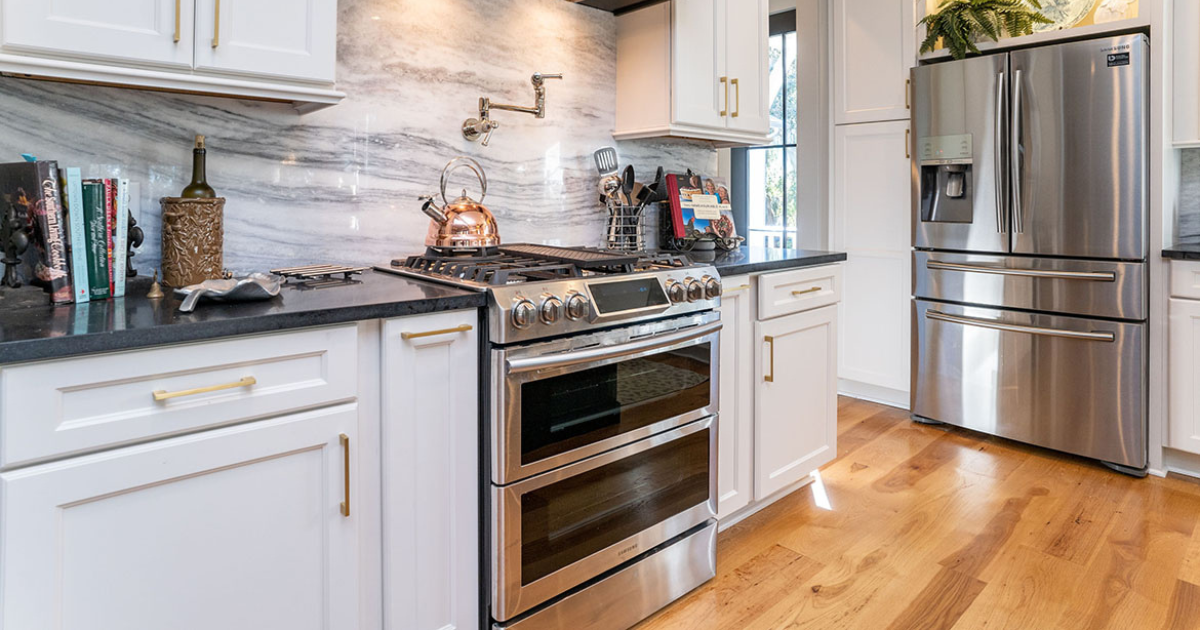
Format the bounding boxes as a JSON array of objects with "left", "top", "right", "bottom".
[{"left": 733, "top": 11, "right": 797, "bottom": 249}]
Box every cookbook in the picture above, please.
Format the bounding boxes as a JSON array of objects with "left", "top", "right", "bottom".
[{"left": 665, "top": 171, "right": 738, "bottom": 242}]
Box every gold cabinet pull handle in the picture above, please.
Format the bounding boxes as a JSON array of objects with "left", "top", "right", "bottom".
[
  {"left": 153, "top": 376, "right": 256, "bottom": 401},
  {"left": 764, "top": 335, "right": 775, "bottom": 383},
  {"left": 719, "top": 77, "right": 728, "bottom": 116},
  {"left": 791, "top": 286, "right": 821, "bottom": 297},
  {"left": 173, "top": 0, "right": 181, "bottom": 42},
  {"left": 212, "top": 0, "right": 221, "bottom": 48},
  {"left": 401, "top": 324, "right": 473, "bottom": 340},
  {"left": 339, "top": 434, "right": 350, "bottom": 517},
  {"left": 724, "top": 283, "right": 752, "bottom": 294},
  {"left": 906, "top": 128, "right": 911, "bottom": 159},
  {"left": 906, "top": 78, "right": 911, "bottom": 109},
  {"left": 731, "top": 78, "right": 740, "bottom": 118}
]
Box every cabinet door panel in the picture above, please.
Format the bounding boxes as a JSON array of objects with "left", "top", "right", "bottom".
[
  {"left": 834, "top": 121, "right": 911, "bottom": 396},
  {"left": 672, "top": 0, "right": 726, "bottom": 129},
  {"left": 0, "top": 0, "right": 194, "bottom": 68},
  {"left": 1, "top": 406, "right": 359, "bottom": 630},
  {"left": 194, "top": 0, "right": 336, "bottom": 82},
  {"left": 833, "top": 0, "right": 914, "bottom": 123},
  {"left": 754, "top": 305, "right": 838, "bottom": 500},
  {"left": 382, "top": 310, "right": 479, "bottom": 630},
  {"left": 1170, "top": 299, "right": 1200, "bottom": 455},
  {"left": 717, "top": 276, "right": 753, "bottom": 520},
  {"left": 724, "top": 0, "right": 769, "bottom": 134}
]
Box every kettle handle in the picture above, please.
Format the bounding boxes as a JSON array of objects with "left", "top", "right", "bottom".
[{"left": 440, "top": 157, "right": 488, "bottom": 206}]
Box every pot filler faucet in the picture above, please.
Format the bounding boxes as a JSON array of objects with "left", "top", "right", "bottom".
[{"left": 462, "top": 72, "right": 563, "bottom": 146}]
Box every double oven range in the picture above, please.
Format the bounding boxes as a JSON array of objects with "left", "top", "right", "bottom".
[{"left": 381, "top": 244, "right": 723, "bottom": 630}]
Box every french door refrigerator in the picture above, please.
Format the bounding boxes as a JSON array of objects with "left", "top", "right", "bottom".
[{"left": 910, "top": 34, "right": 1149, "bottom": 474}]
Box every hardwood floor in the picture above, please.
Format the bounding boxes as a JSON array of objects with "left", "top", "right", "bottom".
[{"left": 636, "top": 397, "right": 1200, "bottom": 630}]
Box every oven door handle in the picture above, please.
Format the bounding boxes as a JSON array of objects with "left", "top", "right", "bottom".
[{"left": 506, "top": 321, "right": 723, "bottom": 374}]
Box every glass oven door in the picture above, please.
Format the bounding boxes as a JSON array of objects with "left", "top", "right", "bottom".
[
  {"left": 493, "top": 313, "right": 721, "bottom": 484},
  {"left": 491, "top": 417, "right": 716, "bottom": 623}
]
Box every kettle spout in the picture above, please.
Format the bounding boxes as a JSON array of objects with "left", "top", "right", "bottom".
[{"left": 419, "top": 195, "right": 448, "bottom": 224}]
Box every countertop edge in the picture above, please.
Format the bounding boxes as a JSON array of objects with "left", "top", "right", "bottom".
[
  {"left": 1163, "top": 249, "right": 1200, "bottom": 260},
  {"left": 0, "top": 293, "right": 485, "bottom": 365},
  {"left": 713, "top": 252, "right": 848, "bottom": 276}
]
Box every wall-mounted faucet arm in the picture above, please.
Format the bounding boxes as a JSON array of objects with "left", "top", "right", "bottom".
[{"left": 463, "top": 73, "right": 563, "bottom": 145}]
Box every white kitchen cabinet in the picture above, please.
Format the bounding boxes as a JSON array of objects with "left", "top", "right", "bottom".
[
  {"left": 753, "top": 304, "right": 838, "bottom": 500},
  {"left": 381, "top": 311, "right": 480, "bottom": 630},
  {"left": 832, "top": 0, "right": 916, "bottom": 124},
  {"left": 0, "top": 404, "right": 360, "bottom": 630},
  {"left": 1171, "top": 297, "right": 1200, "bottom": 455},
  {"left": 615, "top": 0, "right": 770, "bottom": 145},
  {"left": 716, "top": 276, "right": 754, "bottom": 520},
  {"left": 0, "top": 0, "right": 342, "bottom": 110},
  {"left": 834, "top": 120, "right": 912, "bottom": 406},
  {"left": 1175, "top": 0, "right": 1200, "bottom": 146},
  {"left": 194, "top": 0, "right": 337, "bottom": 83},
  {"left": 0, "top": 0, "right": 195, "bottom": 69}
]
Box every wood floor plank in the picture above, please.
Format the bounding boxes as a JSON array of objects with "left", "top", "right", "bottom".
[
  {"left": 1163, "top": 580, "right": 1200, "bottom": 630},
  {"left": 883, "top": 567, "right": 987, "bottom": 630},
  {"left": 633, "top": 397, "right": 1200, "bottom": 630}
]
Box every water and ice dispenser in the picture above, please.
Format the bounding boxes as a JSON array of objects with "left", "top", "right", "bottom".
[{"left": 918, "top": 134, "right": 975, "bottom": 224}]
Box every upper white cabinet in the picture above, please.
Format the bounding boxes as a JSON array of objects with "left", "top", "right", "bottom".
[
  {"left": 832, "top": 0, "right": 915, "bottom": 124},
  {"left": 1, "top": 405, "right": 361, "bottom": 630},
  {"left": 0, "top": 0, "right": 342, "bottom": 110},
  {"left": 381, "top": 311, "right": 480, "bottom": 630},
  {"left": 0, "top": 0, "right": 195, "bottom": 68},
  {"left": 615, "top": 0, "right": 770, "bottom": 145},
  {"left": 1175, "top": 0, "right": 1200, "bottom": 146},
  {"left": 833, "top": 120, "right": 912, "bottom": 406},
  {"left": 194, "top": 0, "right": 337, "bottom": 83},
  {"left": 716, "top": 276, "right": 754, "bottom": 520}
]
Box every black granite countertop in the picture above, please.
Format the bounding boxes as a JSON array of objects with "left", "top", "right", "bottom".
[
  {"left": 0, "top": 270, "right": 484, "bottom": 364},
  {"left": 1164, "top": 243, "right": 1200, "bottom": 260},
  {"left": 684, "top": 246, "right": 847, "bottom": 276}
]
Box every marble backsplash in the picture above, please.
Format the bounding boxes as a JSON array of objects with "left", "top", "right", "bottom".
[
  {"left": 0, "top": 0, "right": 716, "bottom": 272},
  {"left": 1179, "top": 149, "right": 1200, "bottom": 243}
]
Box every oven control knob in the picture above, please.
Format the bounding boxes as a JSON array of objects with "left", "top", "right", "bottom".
[
  {"left": 565, "top": 293, "right": 590, "bottom": 320},
  {"left": 666, "top": 280, "right": 687, "bottom": 304},
  {"left": 540, "top": 295, "right": 564, "bottom": 325},
  {"left": 512, "top": 299, "right": 537, "bottom": 329},
  {"left": 685, "top": 277, "right": 704, "bottom": 302},
  {"left": 703, "top": 276, "right": 722, "bottom": 299}
]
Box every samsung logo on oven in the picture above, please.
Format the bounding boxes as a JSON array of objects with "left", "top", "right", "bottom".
[{"left": 617, "top": 543, "right": 639, "bottom": 557}]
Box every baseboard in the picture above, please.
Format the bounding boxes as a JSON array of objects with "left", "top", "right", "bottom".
[
  {"left": 717, "top": 475, "right": 816, "bottom": 532},
  {"left": 838, "top": 379, "right": 910, "bottom": 410},
  {"left": 1164, "top": 447, "right": 1200, "bottom": 480}
]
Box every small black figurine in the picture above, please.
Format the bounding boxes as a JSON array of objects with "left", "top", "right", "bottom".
[
  {"left": 125, "top": 211, "right": 144, "bottom": 278},
  {"left": 1, "top": 199, "right": 28, "bottom": 288}
]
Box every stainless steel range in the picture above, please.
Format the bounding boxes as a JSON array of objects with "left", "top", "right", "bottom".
[{"left": 377, "top": 243, "right": 722, "bottom": 630}]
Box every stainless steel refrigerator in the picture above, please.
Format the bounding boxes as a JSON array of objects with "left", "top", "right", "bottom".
[{"left": 910, "top": 34, "right": 1149, "bottom": 474}]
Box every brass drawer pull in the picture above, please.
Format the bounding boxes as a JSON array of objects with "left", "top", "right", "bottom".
[
  {"left": 724, "top": 283, "right": 752, "bottom": 294},
  {"left": 153, "top": 376, "right": 256, "bottom": 401},
  {"left": 791, "top": 286, "right": 822, "bottom": 297},
  {"left": 174, "top": 0, "right": 181, "bottom": 42},
  {"left": 731, "top": 78, "right": 740, "bottom": 118},
  {"left": 764, "top": 335, "right": 775, "bottom": 382},
  {"left": 212, "top": 0, "right": 221, "bottom": 48},
  {"left": 340, "top": 433, "right": 351, "bottom": 517},
  {"left": 720, "top": 76, "right": 728, "bottom": 116},
  {"left": 401, "top": 324, "right": 473, "bottom": 340}
]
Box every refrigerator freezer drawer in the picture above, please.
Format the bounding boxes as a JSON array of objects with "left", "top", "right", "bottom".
[
  {"left": 911, "top": 300, "right": 1146, "bottom": 469},
  {"left": 913, "top": 252, "right": 1146, "bottom": 320}
]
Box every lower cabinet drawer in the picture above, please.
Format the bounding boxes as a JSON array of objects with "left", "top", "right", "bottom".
[
  {"left": 0, "top": 325, "right": 358, "bottom": 468},
  {"left": 1171, "top": 260, "right": 1200, "bottom": 300},
  {"left": 757, "top": 264, "right": 842, "bottom": 320}
]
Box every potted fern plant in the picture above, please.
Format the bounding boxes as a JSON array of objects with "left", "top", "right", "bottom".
[{"left": 919, "top": 0, "right": 1053, "bottom": 60}]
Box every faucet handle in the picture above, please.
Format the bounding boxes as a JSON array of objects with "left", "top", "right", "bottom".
[{"left": 533, "top": 72, "right": 563, "bottom": 85}]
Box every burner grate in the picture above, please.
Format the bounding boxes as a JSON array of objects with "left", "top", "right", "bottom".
[{"left": 498, "top": 244, "right": 638, "bottom": 269}]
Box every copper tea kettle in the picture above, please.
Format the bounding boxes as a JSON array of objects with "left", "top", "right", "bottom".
[{"left": 419, "top": 157, "right": 500, "bottom": 249}]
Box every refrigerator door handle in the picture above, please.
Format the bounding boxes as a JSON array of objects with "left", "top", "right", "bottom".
[
  {"left": 925, "top": 310, "right": 1115, "bottom": 342},
  {"left": 995, "top": 71, "right": 1006, "bottom": 234},
  {"left": 1011, "top": 69, "right": 1024, "bottom": 234},
  {"left": 925, "top": 260, "right": 1117, "bottom": 282}
]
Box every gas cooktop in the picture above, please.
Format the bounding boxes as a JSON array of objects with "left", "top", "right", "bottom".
[{"left": 375, "top": 244, "right": 723, "bottom": 345}]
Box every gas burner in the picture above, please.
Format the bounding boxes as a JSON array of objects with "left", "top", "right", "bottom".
[{"left": 423, "top": 245, "right": 503, "bottom": 260}]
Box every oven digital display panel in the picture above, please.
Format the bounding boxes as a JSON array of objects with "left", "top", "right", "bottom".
[{"left": 589, "top": 278, "right": 670, "bottom": 314}]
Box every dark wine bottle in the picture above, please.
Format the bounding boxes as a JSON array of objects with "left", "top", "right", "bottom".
[{"left": 180, "top": 134, "right": 216, "bottom": 199}]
